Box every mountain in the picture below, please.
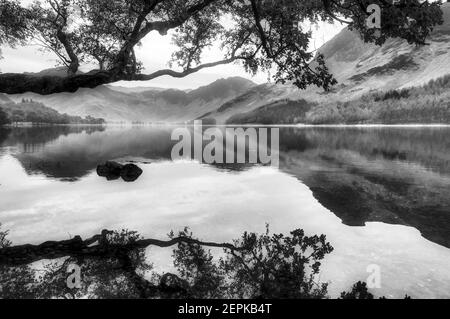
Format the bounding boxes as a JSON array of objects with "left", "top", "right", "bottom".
[
  {"left": 319, "top": 2, "right": 450, "bottom": 95},
  {"left": 203, "top": 2, "right": 450, "bottom": 124},
  {"left": 7, "top": 77, "right": 256, "bottom": 122},
  {"left": 24, "top": 66, "right": 84, "bottom": 77}
]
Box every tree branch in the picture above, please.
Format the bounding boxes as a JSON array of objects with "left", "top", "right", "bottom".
[
  {"left": 0, "top": 54, "right": 250, "bottom": 94},
  {"left": 0, "top": 229, "right": 246, "bottom": 267}
]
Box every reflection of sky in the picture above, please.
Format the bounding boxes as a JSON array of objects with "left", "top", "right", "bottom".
[{"left": 1, "top": 155, "right": 450, "bottom": 298}]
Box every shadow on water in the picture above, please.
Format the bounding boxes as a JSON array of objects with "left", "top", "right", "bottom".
[{"left": 1, "top": 125, "right": 450, "bottom": 248}]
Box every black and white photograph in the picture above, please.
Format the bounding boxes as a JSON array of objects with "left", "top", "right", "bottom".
[{"left": 0, "top": 0, "right": 449, "bottom": 305}]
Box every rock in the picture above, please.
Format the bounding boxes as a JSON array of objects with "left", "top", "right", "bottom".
[
  {"left": 120, "top": 164, "right": 143, "bottom": 182},
  {"left": 97, "top": 161, "right": 143, "bottom": 182},
  {"left": 97, "top": 161, "right": 123, "bottom": 180}
]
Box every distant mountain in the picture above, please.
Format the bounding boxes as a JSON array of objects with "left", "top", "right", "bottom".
[
  {"left": 107, "top": 85, "right": 166, "bottom": 94},
  {"left": 24, "top": 66, "right": 84, "bottom": 77},
  {"left": 7, "top": 76, "right": 256, "bottom": 122}
]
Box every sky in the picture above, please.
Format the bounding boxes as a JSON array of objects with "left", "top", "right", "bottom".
[{"left": 0, "top": 6, "right": 345, "bottom": 90}]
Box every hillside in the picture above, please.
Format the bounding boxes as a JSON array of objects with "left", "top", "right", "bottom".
[
  {"left": 0, "top": 97, "right": 105, "bottom": 124},
  {"left": 319, "top": 2, "right": 450, "bottom": 95},
  {"left": 7, "top": 77, "right": 256, "bottom": 122},
  {"left": 207, "top": 3, "right": 450, "bottom": 124},
  {"left": 226, "top": 99, "right": 314, "bottom": 125}
]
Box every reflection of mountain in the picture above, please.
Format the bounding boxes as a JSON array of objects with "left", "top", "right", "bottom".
[
  {"left": 1, "top": 127, "right": 173, "bottom": 180},
  {"left": 3, "top": 127, "right": 450, "bottom": 249},
  {"left": 1, "top": 126, "right": 262, "bottom": 179},
  {"left": 1, "top": 126, "right": 104, "bottom": 148},
  {"left": 279, "top": 128, "right": 450, "bottom": 248}
]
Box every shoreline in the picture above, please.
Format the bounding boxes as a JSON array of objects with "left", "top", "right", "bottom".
[{"left": 3, "top": 122, "right": 450, "bottom": 128}]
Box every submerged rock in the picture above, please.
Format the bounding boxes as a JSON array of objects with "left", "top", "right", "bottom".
[{"left": 97, "top": 161, "right": 143, "bottom": 182}]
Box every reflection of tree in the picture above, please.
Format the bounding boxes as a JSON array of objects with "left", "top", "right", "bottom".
[
  {"left": 0, "top": 225, "right": 338, "bottom": 299},
  {"left": 1, "top": 126, "right": 105, "bottom": 148},
  {"left": 0, "top": 128, "right": 11, "bottom": 147}
]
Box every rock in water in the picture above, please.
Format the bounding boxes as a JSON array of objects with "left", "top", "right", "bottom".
[
  {"left": 120, "top": 164, "right": 143, "bottom": 182},
  {"left": 97, "top": 161, "right": 124, "bottom": 180}
]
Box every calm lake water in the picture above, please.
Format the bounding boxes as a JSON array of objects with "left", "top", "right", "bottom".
[{"left": 1, "top": 125, "right": 450, "bottom": 298}]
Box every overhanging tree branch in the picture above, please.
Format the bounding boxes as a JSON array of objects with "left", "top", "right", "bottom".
[{"left": 0, "top": 229, "right": 247, "bottom": 267}]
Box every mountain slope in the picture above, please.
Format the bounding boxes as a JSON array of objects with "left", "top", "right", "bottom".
[
  {"left": 7, "top": 77, "right": 256, "bottom": 122},
  {"left": 204, "top": 3, "right": 450, "bottom": 124},
  {"left": 320, "top": 2, "right": 450, "bottom": 94}
]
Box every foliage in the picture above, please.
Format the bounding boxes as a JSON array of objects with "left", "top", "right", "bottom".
[
  {"left": 170, "top": 228, "right": 226, "bottom": 298},
  {"left": 340, "top": 281, "right": 412, "bottom": 300},
  {"left": 374, "top": 89, "right": 411, "bottom": 102},
  {"left": 0, "top": 0, "right": 30, "bottom": 50},
  {"left": 0, "top": 225, "right": 341, "bottom": 299},
  {"left": 169, "top": 226, "right": 334, "bottom": 299},
  {"left": 0, "top": 0, "right": 444, "bottom": 92},
  {"left": 0, "top": 225, "right": 410, "bottom": 299},
  {"left": 340, "top": 281, "right": 374, "bottom": 299},
  {"left": 0, "top": 224, "right": 11, "bottom": 248},
  {"left": 219, "top": 226, "right": 333, "bottom": 299}
]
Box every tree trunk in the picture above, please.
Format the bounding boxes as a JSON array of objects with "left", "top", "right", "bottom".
[
  {"left": 0, "top": 71, "right": 115, "bottom": 95},
  {"left": 56, "top": 29, "right": 80, "bottom": 75}
]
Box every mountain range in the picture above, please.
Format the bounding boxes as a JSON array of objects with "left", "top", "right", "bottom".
[{"left": 4, "top": 3, "right": 450, "bottom": 124}]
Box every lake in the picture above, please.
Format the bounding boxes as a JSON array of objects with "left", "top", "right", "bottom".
[{"left": 0, "top": 125, "right": 449, "bottom": 298}]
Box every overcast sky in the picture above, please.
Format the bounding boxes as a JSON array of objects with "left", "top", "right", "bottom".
[{"left": 0, "top": 13, "right": 344, "bottom": 90}]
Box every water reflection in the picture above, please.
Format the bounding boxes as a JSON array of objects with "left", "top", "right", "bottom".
[
  {"left": 1, "top": 126, "right": 450, "bottom": 247},
  {"left": 1, "top": 125, "right": 450, "bottom": 298},
  {"left": 278, "top": 127, "right": 450, "bottom": 248}
]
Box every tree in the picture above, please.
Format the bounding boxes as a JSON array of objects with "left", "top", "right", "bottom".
[
  {"left": 0, "top": 107, "right": 11, "bottom": 125},
  {"left": 0, "top": 226, "right": 334, "bottom": 299},
  {"left": 0, "top": 0, "right": 444, "bottom": 95},
  {"left": 0, "top": 0, "right": 31, "bottom": 57},
  {"left": 29, "top": 0, "right": 83, "bottom": 74}
]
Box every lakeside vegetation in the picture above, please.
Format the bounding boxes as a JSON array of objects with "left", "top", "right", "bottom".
[
  {"left": 0, "top": 99, "right": 105, "bottom": 125},
  {"left": 227, "top": 74, "right": 450, "bottom": 125},
  {"left": 0, "top": 224, "right": 387, "bottom": 299}
]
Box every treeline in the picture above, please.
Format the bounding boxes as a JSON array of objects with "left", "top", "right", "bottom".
[
  {"left": 0, "top": 99, "right": 105, "bottom": 125},
  {"left": 227, "top": 99, "right": 314, "bottom": 125},
  {"left": 226, "top": 74, "right": 450, "bottom": 125},
  {"left": 307, "top": 74, "right": 450, "bottom": 124}
]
